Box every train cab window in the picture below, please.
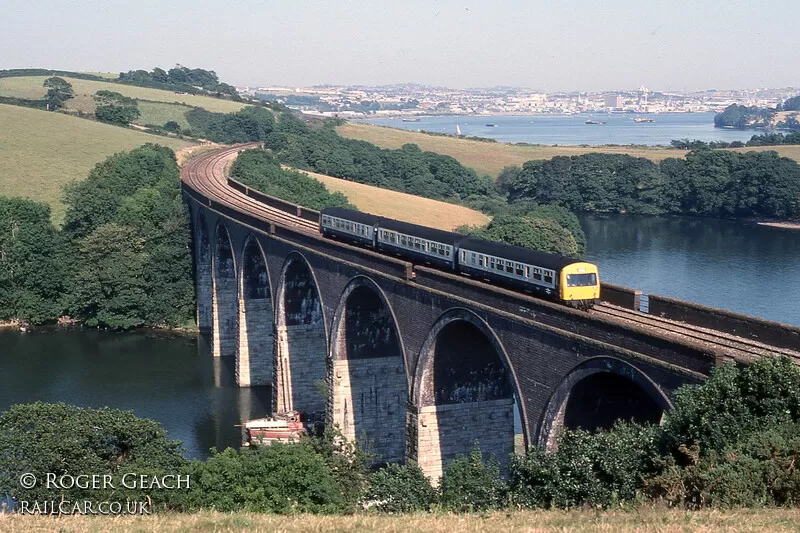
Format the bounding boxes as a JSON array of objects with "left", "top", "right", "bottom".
[{"left": 566, "top": 273, "right": 598, "bottom": 287}]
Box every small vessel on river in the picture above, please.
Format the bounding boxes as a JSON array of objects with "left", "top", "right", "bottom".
[
  {"left": 634, "top": 117, "right": 656, "bottom": 123},
  {"left": 241, "top": 411, "right": 307, "bottom": 446},
  {"left": 585, "top": 120, "right": 605, "bottom": 125},
  {"left": 402, "top": 118, "right": 421, "bottom": 122}
]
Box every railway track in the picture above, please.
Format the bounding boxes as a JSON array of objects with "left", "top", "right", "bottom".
[
  {"left": 182, "top": 144, "right": 798, "bottom": 365},
  {"left": 182, "top": 143, "right": 318, "bottom": 234},
  {"left": 593, "top": 302, "right": 800, "bottom": 362}
]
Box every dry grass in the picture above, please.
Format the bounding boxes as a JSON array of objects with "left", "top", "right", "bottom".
[
  {"left": 4, "top": 508, "right": 800, "bottom": 533},
  {"left": 292, "top": 167, "right": 490, "bottom": 231},
  {"left": 337, "top": 122, "right": 685, "bottom": 178},
  {"left": 136, "top": 101, "right": 193, "bottom": 129},
  {"left": 724, "top": 144, "right": 800, "bottom": 162},
  {"left": 0, "top": 76, "right": 245, "bottom": 114},
  {"left": 0, "top": 104, "right": 192, "bottom": 223}
]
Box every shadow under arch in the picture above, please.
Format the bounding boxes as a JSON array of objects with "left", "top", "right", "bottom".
[
  {"left": 329, "top": 276, "right": 409, "bottom": 464},
  {"left": 211, "top": 221, "right": 238, "bottom": 358},
  {"left": 273, "top": 251, "right": 328, "bottom": 419},
  {"left": 411, "top": 308, "right": 523, "bottom": 480},
  {"left": 537, "top": 356, "right": 673, "bottom": 451},
  {"left": 194, "top": 209, "right": 213, "bottom": 336},
  {"left": 237, "top": 234, "right": 274, "bottom": 387}
]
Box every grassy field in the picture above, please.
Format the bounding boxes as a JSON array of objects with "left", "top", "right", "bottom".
[
  {"left": 0, "top": 75, "right": 245, "bottom": 114},
  {"left": 0, "top": 104, "right": 192, "bottom": 223},
  {"left": 293, "top": 167, "right": 490, "bottom": 230},
  {"left": 137, "top": 101, "right": 193, "bottom": 129},
  {"left": 4, "top": 508, "right": 800, "bottom": 533},
  {"left": 337, "top": 122, "right": 685, "bottom": 178}
]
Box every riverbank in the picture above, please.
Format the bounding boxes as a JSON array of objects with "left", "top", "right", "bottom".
[{"left": 3, "top": 507, "right": 800, "bottom": 532}]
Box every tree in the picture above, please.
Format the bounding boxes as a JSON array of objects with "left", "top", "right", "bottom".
[
  {"left": 464, "top": 214, "right": 580, "bottom": 257},
  {"left": 784, "top": 95, "right": 800, "bottom": 112},
  {"left": 0, "top": 198, "right": 64, "bottom": 323},
  {"left": 0, "top": 402, "right": 185, "bottom": 506},
  {"left": 42, "top": 76, "right": 73, "bottom": 110},
  {"left": 93, "top": 90, "right": 140, "bottom": 125}
]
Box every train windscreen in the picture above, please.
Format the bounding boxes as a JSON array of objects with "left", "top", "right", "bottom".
[{"left": 566, "top": 273, "right": 597, "bottom": 287}]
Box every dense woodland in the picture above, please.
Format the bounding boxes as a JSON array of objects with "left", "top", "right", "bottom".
[
  {"left": 0, "top": 145, "right": 193, "bottom": 327},
  {"left": 118, "top": 65, "right": 239, "bottom": 97},
  {"left": 713, "top": 94, "right": 800, "bottom": 130}
]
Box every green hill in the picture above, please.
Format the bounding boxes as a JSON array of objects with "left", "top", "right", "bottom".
[{"left": 0, "top": 104, "right": 193, "bottom": 223}]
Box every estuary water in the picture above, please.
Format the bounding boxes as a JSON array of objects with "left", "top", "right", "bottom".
[
  {"left": 0, "top": 329, "right": 271, "bottom": 460},
  {"left": 582, "top": 214, "right": 800, "bottom": 326},
  {"left": 361, "top": 112, "right": 757, "bottom": 146}
]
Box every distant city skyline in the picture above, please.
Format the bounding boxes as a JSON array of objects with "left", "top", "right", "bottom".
[{"left": 2, "top": 0, "right": 798, "bottom": 93}]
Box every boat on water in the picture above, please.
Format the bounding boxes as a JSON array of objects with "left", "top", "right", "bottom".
[
  {"left": 240, "top": 411, "right": 307, "bottom": 446},
  {"left": 485, "top": 123, "right": 497, "bottom": 127},
  {"left": 634, "top": 117, "right": 656, "bottom": 123},
  {"left": 456, "top": 124, "right": 462, "bottom": 135},
  {"left": 585, "top": 120, "right": 605, "bottom": 125},
  {"left": 402, "top": 118, "right": 421, "bottom": 122}
]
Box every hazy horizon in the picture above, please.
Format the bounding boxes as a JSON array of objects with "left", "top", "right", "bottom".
[{"left": 3, "top": 0, "right": 798, "bottom": 93}]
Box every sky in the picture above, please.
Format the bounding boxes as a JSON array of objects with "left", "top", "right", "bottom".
[{"left": 2, "top": 0, "right": 798, "bottom": 92}]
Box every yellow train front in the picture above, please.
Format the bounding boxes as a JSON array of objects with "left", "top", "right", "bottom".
[{"left": 559, "top": 262, "right": 600, "bottom": 307}]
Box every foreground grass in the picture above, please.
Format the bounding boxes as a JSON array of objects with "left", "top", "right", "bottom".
[
  {"left": 4, "top": 508, "right": 800, "bottom": 533},
  {"left": 293, "top": 167, "right": 490, "bottom": 230},
  {"left": 337, "top": 122, "right": 685, "bottom": 178},
  {"left": 0, "top": 104, "right": 192, "bottom": 223},
  {"left": 0, "top": 75, "right": 245, "bottom": 114}
]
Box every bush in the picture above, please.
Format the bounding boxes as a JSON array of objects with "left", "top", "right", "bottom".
[
  {"left": 0, "top": 402, "right": 186, "bottom": 506},
  {"left": 365, "top": 462, "right": 437, "bottom": 513},
  {"left": 509, "top": 422, "right": 660, "bottom": 509},
  {"left": 439, "top": 448, "right": 508, "bottom": 512},
  {"left": 662, "top": 356, "right": 800, "bottom": 455},
  {"left": 180, "top": 443, "right": 346, "bottom": 514}
]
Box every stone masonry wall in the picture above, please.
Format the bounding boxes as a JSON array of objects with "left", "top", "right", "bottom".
[
  {"left": 275, "top": 323, "right": 327, "bottom": 417},
  {"left": 212, "top": 276, "right": 238, "bottom": 357},
  {"left": 410, "top": 398, "right": 515, "bottom": 482},
  {"left": 237, "top": 297, "right": 273, "bottom": 387},
  {"left": 196, "top": 260, "right": 213, "bottom": 334},
  {"left": 332, "top": 356, "right": 407, "bottom": 464}
]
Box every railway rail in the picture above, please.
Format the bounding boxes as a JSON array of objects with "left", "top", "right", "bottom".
[
  {"left": 593, "top": 302, "right": 800, "bottom": 363},
  {"left": 181, "top": 144, "right": 798, "bottom": 366}
]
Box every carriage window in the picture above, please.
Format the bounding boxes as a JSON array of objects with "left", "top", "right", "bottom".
[
  {"left": 400, "top": 235, "right": 407, "bottom": 245},
  {"left": 505, "top": 262, "right": 513, "bottom": 273},
  {"left": 544, "top": 273, "right": 553, "bottom": 284},
  {"left": 533, "top": 270, "right": 542, "bottom": 281},
  {"left": 478, "top": 255, "right": 484, "bottom": 266},
  {"left": 516, "top": 264, "right": 524, "bottom": 276},
  {"left": 415, "top": 240, "right": 421, "bottom": 250},
  {"left": 460, "top": 250, "right": 466, "bottom": 261},
  {"left": 525, "top": 266, "right": 530, "bottom": 277}
]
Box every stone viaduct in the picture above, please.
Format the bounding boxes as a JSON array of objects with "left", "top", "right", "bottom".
[{"left": 182, "top": 145, "right": 799, "bottom": 480}]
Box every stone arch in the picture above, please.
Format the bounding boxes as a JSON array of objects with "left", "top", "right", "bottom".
[
  {"left": 212, "top": 222, "right": 238, "bottom": 358},
  {"left": 329, "top": 276, "right": 408, "bottom": 464},
  {"left": 237, "top": 235, "right": 274, "bottom": 387},
  {"left": 537, "top": 357, "right": 672, "bottom": 451},
  {"left": 411, "top": 308, "right": 519, "bottom": 481},
  {"left": 274, "top": 252, "right": 328, "bottom": 420},
  {"left": 194, "top": 210, "right": 212, "bottom": 335}
]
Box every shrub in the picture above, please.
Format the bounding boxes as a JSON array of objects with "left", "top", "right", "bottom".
[
  {"left": 365, "top": 462, "right": 437, "bottom": 513},
  {"left": 0, "top": 402, "right": 185, "bottom": 505},
  {"left": 181, "top": 443, "right": 344, "bottom": 513},
  {"left": 439, "top": 448, "right": 508, "bottom": 512},
  {"left": 509, "top": 422, "right": 660, "bottom": 509}
]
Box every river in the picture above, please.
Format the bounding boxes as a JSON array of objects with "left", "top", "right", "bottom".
[
  {"left": 1, "top": 215, "right": 798, "bottom": 456},
  {"left": 360, "top": 112, "right": 758, "bottom": 146}
]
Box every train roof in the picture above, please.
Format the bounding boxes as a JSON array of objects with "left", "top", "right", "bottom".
[
  {"left": 457, "top": 237, "right": 584, "bottom": 271},
  {"left": 320, "top": 207, "right": 382, "bottom": 226},
  {"left": 377, "top": 217, "right": 464, "bottom": 246}
]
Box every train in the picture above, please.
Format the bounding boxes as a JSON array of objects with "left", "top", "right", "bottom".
[{"left": 319, "top": 207, "right": 600, "bottom": 307}]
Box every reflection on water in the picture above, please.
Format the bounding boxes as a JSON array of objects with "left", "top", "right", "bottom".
[
  {"left": 0, "top": 329, "right": 272, "bottom": 459},
  {"left": 582, "top": 214, "right": 800, "bottom": 326}
]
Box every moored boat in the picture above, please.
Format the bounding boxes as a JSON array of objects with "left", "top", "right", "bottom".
[
  {"left": 241, "top": 411, "right": 307, "bottom": 446},
  {"left": 585, "top": 120, "right": 605, "bottom": 125}
]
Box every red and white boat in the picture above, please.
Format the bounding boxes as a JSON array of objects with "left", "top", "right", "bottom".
[{"left": 241, "top": 411, "right": 307, "bottom": 446}]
